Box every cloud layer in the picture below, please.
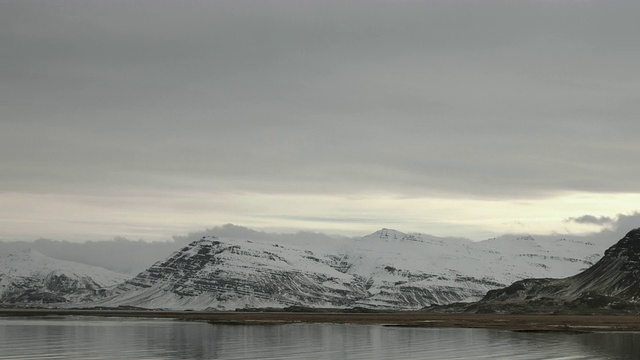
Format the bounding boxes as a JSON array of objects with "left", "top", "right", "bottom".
[
  {"left": 1, "top": 1, "right": 639, "bottom": 240},
  {"left": 3, "top": 213, "right": 640, "bottom": 274}
]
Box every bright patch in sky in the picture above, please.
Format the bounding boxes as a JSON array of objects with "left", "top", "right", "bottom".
[{"left": 1, "top": 191, "right": 637, "bottom": 242}]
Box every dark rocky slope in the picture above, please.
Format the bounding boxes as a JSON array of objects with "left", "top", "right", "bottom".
[
  {"left": 98, "top": 237, "right": 370, "bottom": 310},
  {"left": 473, "top": 228, "right": 640, "bottom": 313}
]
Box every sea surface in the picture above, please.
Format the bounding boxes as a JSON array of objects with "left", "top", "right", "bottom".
[{"left": 0, "top": 316, "right": 638, "bottom": 359}]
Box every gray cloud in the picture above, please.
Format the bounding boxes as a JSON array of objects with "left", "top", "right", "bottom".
[
  {"left": 0, "top": 237, "right": 179, "bottom": 274},
  {"left": 172, "top": 223, "right": 347, "bottom": 244},
  {"left": 1, "top": 1, "right": 640, "bottom": 242},
  {"left": 565, "top": 215, "right": 615, "bottom": 226},
  {"left": 0, "top": 224, "right": 348, "bottom": 273},
  {"left": 2, "top": 1, "right": 640, "bottom": 200},
  {"left": 484, "top": 212, "right": 640, "bottom": 251},
  {"left": 4, "top": 213, "right": 640, "bottom": 273}
]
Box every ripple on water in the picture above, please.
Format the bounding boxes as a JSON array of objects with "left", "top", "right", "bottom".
[{"left": 0, "top": 317, "right": 638, "bottom": 359}]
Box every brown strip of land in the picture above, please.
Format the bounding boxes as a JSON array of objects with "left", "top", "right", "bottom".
[{"left": 2, "top": 309, "right": 640, "bottom": 332}]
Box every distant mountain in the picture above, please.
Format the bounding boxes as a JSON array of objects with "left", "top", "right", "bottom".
[
  {"left": 476, "top": 228, "right": 640, "bottom": 313},
  {"left": 0, "top": 249, "right": 130, "bottom": 304},
  {"left": 0, "top": 239, "right": 183, "bottom": 275},
  {"left": 95, "top": 228, "right": 612, "bottom": 310}
]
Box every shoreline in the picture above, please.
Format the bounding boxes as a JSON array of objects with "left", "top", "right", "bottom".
[{"left": 2, "top": 309, "right": 640, "bottom": 332}]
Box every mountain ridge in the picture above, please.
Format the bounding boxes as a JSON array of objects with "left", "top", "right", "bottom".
[
  {"left": 0, "top": 249, "right": 130, "bottom": 304},
  {"left": 92, "top": 228, "right": 611, "bottom": 310},
  {"left": 0, "top": 227, "right": 625, "bottom": 310},
  {"left": 468, "top": 228, "right": 640, "bottom": 313}
]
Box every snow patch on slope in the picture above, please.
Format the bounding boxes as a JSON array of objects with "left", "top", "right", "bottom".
[{"left": 0, "top": 249, "right": 130, "bottom": 304}]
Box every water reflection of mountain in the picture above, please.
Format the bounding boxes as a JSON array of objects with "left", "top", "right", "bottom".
[
  {"left": 1, "top": 318, "right": 639, "bottom": 359},
  {"left": 574, "top": 332, "right": 640, "bottom": 360},
  {"left": 152, "top": 323, "right": 640, "bottom": 360},
  {"left": 142, "top": 322, "right": 221, "bottom": 359}
]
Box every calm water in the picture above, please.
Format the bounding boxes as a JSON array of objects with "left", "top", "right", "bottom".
[{"left": 0, "top": 317, "right": 639, "bottom": 359}]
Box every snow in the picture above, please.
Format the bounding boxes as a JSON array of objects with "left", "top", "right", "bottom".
[
  {"left": 0, "top": 227, "right": 619, "bottom": 310},
  {"left": 0, "top": 249, "right": 131, "bottom": 304},
  {"left": 91, "top": 228, "right": 614, "bottom": 310},
  {"left": 0, "top": 249, "right": 129, "bottom": 287}
]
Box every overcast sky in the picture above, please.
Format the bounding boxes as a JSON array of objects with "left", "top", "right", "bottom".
[{"left": 1, "top": 0, "right": 639, "bottom": 242}]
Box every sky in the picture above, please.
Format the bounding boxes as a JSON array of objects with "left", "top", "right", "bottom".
[{"left": 1, "top": 0, "right": 639, "bottom": 242}]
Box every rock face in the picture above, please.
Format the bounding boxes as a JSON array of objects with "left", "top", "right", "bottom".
[
  {"left": 100, "top": 237, "right": 369, "bottom": 310},
  {"left": 0, "top": 249, "right": 130, "bottom": 304},
  {"left": 97, "top": 228, "right": 611, "bottom": 310},
  {"left": 478, "top": 228, "right": 640, "bottom": 313}
]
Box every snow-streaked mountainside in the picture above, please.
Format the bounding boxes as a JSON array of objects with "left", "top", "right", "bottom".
[
  {"left": 96, "top": 228, "right": 615, "bottom": 310},
  {"left": 479, "top": 228, "right": 640, "bottom": 311},
  {"left": 0, "top": 249, "right": 130, "bottom": 304},
  {"left": 98, "top": 236, "right": 368, "bottom": 310}
]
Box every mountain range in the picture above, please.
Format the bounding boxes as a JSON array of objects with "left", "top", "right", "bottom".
[
  {"left": 94, "top": 228, "right": 611, "bottom": 310},
  {"left": 0, "top": 227, "right": 629, "bottom": 310}
]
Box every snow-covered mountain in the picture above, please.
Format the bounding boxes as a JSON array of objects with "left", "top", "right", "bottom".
[
  {"left": 0, "top": 249, "right": 130, "bottom": 304},
  {"left": 478, "top": 228, "right": 640, "bottom": 312},
  {"left": 96, "top": 228, "right": 614, "bottom": 310},
  {"left": 333, "top": 229, "right": 607, "bottom": 308},
  {"left": 98, "top": 236, "right": 368, "bottom": 310}
]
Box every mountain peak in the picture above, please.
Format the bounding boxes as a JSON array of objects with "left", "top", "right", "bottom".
[
  {"left": 369, "top": 228, "right": 407, "bottom": 239},
  {"left": 603, "top": 228, "right": 640, "bottom": 259},
  {"left": 186, "top": 236, "right": 219, "bottom": 246},
  {"left": 176, "top": 236, "right": 222, "bottom": 258},
  {"left": 2, "top": 248, "right": 47, "bottom": 262}
]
